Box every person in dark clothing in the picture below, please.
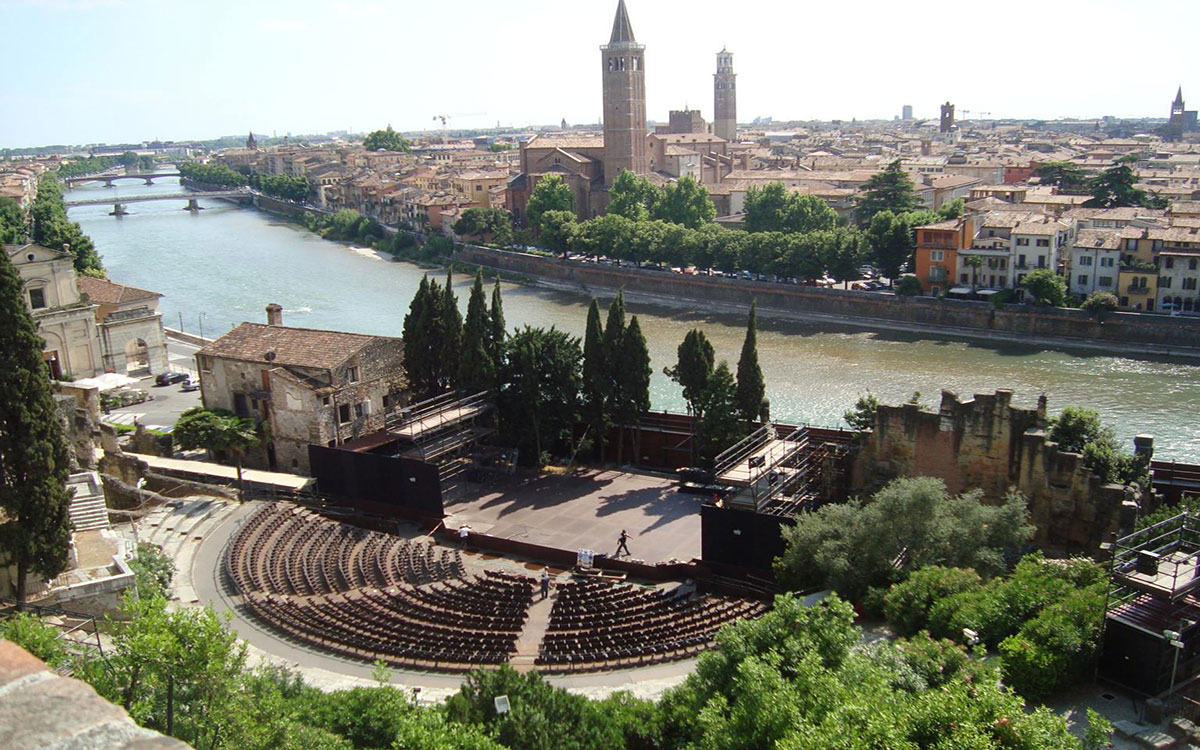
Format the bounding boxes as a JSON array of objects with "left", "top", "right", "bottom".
[
  {"left": 616, "top": 529, "right": 631, "bottom": 557},
  {"left": 540, "top": 570, "right": 551, "bottom": 599}
]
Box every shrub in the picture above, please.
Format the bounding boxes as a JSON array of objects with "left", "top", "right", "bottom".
[
  {"left": 999, "top": 583, "right": 1106, "bottom": 699},
  {"left": 884, "top": 566, "right": 983, "bottom": 637},
  {"left": 0, "top": 612, "right": 68, "bottom": 667}
]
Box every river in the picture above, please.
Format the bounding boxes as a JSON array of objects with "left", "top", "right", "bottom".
[{"left": 65, "top": 175, "right": 1200, "bottom": 462}]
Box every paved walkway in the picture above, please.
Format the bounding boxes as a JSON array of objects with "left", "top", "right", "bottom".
[{"left": 128, "top": 453, "right": 313, "bottom": 492}]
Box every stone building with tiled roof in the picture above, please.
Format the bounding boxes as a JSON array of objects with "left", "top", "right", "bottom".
[
  {"left": 76, "top": 276, "right": 168, "bottom": 376},
  {"left": 194, "top": 305, "right": 407, "bottom": 474}
]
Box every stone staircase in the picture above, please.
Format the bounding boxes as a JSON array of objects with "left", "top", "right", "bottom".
[{"left": 66, "top": 472, "right": 109, "bottom": 532}]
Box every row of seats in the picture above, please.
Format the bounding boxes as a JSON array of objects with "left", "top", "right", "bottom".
[
  {"left": 228, "top": 503, "right": 531, "bottom": 669},
  {"left": 227, "top": 503, "right": 464, "bottom": 598},
  {"left": 536, "top": 579, "right": 768, "bottom": 671}
]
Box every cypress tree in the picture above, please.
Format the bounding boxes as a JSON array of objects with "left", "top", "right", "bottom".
[
  {"left": 602, "top": 292, "right": 627, "bottom": 458},
  {"left": 457, "top": 271, "right": 494, "bottom": 392},
  {"left": 581, "top": 299, "right": 608, "bottom": 459},
  {"left": 488, "top": 277, "right": 506, "bottom": 365},
  {"left": 735, "top": 301, "right": 769, "bottom": 424},
  {"left": 665, "top": 328, "right": 715, "bottom": 464},
  {"left": 438, "top": 269, "right": 462, "bottom": 391},
  {"left": 698, "top": 361, "right": 743, "bottom": 465},
  {"left": 616, "top": 315, "right": 652, "bottom": 465},
  {"left": 402, "top": 276, "right": 436, "bottom": 396},
  {"left": 0, "top": 247, "right": 73, "bottom": 601}
]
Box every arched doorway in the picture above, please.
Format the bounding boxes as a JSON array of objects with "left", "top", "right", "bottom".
[{"left": 124, "top": 338, "right": 149, "bottom": 375}]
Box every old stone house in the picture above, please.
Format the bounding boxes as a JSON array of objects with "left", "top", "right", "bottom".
[
  {"left": 194, "top": 305, "right": 407, "bottom": 475},
  {"left": 75, "top": 276, "right": 168, "bottom": 376}
]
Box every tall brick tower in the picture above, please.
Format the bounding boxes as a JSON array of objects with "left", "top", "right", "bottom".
[
  {"left": 940, "top": 102, "right": 955, "bottom": 134},
  {"left": 1168, "top": 87, "right": 1186, "bottom": 142},
  {"left": 601, "top": 0, "right": 648, "bottom": 183},
  {"left": 713, "top": 48, "right": 737, "bottom": 143}
]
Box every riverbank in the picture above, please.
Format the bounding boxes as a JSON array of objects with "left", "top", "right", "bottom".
[{"left": 454, "top": 246, "right": 1200, "bottom": 362}]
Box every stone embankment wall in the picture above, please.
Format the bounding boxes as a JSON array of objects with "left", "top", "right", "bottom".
[
  {"left": 455, "top": 247, "right": 1200, "bottom": 357},
  {"left": 854, "top": 389, "right": 1135, "bottom": 553}
]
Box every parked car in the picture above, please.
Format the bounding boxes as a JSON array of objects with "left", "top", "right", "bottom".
[
  {"left": 155, "top": 371, "right": 188, "bottom": 386},
  {"left": 180, "top": 377, "right": 200, "bottom": 392}
]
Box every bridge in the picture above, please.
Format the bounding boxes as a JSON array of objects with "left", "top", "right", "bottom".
[
  {"left": 63, "top": 172, "right": 182, "bottom": 187},
  {"left": 64, "top": 190, "right": 252, "bottom": 215}
]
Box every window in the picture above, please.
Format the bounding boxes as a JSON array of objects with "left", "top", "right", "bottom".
[
  {"left": 930, "top": 250, "right": 944, "bottom": 261},
  {"left": 1016, "top": 237, "right": 1030, "bottom": 246},
  {"left": 632, "top": 56, "right": 640, "bottom": 71},
  {"left": 382, "top": 394, "right": 392, "bottom": 410},
  {"left": 1078, "top": 275, "right": 1088, "bottom": 286},
  {"left": 1160, "top": 277, "right": 1173, "bottom": 289},
  {"left": 961, "top": 273, "right": 969, "bottom": 284},
  {"left": 322, "top": 396, "right": 330, "bottom": 406},
  {"left": 1190, "top": 259, "right": 1198, "bottom": 271},
  {"left": 1079, "top": 256, "right": 1093, "bottom": 266},
  {"left": 1099, "top": 276, "right": 1113, "bottom": 287},
  {"left": 1018, "top": 255, "right": 1026, "bottom": 268},
  {"left": 346, "top": 366, "right": 359, "bottom": 383},
  {"left": 1126, "top": 239, "right": 1138, "bottom": 252},
  {"left": 27, "top": 288, "right": 45, "bottom": 309},
  {"left": 1185, "top": 278, "right": 1198, "bottom": 290},
  {"left": 338, "top": 403, "right": 350, "bottom": 423},
  {"left": 1036, "top": 238, "right": 1050, "bottom": 247},
  {"left": 1166, "top": 257, "right": 1176, "bottom": 269},
  {"left": 354, "top": 403, "right": 366, "bottom": 419},
  {"left": 1101, "top": 257, "right": 1115, "bottom": 267}
]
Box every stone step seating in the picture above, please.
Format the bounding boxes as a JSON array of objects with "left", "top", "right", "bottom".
[
  {"left": 227, "top": 503, "right": 522, "bottom": 670},
  {"left": 67, "top": 474, "right": 109, "bottom": 532},
  {"left": 535, "top": 578, "right": 768, "bottom": 673}
]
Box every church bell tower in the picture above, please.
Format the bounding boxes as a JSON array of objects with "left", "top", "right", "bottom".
[
  {"left": 601, "top": 0, "right": 648, "bottom": 183},
  {"left": 713, "top": 48, "right": 737, "bottom": 143}
]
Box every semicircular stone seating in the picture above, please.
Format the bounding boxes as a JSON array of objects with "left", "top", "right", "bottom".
[
  {"left": 225, "top": 502, "right": 769, "bottom": 674},
  {"left": 535, "top": 578, "right": 769, "bottom": 673}
]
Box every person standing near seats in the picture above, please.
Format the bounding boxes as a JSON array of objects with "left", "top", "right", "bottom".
[
  {"left": 540, "top": 570, "right": 551, "bottom": 599},
  {"left": 616, "top": 529, "right": 631, "bottom": 557}
]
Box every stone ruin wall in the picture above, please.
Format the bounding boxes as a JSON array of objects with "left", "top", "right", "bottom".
[{"left": 855, "top": 389, "right": 1134, "bottom": 553}]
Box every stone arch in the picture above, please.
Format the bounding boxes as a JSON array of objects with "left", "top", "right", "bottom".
[{"left": 124, "top": 338, "right": 149, "bottom": 373}]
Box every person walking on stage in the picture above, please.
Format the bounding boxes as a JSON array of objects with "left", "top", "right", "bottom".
[
  {"left": 540, "top": 570, "right": 551, "bottom": 600},
  {"left": 616, "top": 529, "right": 631, "bottom": 557}
]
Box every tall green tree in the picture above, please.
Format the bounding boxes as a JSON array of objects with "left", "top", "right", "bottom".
[
  {"left": 1085, "top": 163, "right": 1162, "bottom": 208},
  {"left": 607, "top": 170, "right": 661, "bottom": 221},
  {"left": 743, "top": 182, "right": 838, "bottom": 234},
  {"left": 31, "top": 176, "right": 104, "bottom": 276},
  {"left": 613, "top": 315, "right": 652, "bottom": 465},
  {"left": 665, "top": 328, "right": 715, "bottom": 419},
  {"left": 653, "top": 176, "right": 715, "bottom": 228},
  {"left": 697, "top": 361, "right": 742, "bottom": 464},
  {"left": 438, "top": 270, "right": 463, "bottom": 390},
  {"left": 1021, "top": 268, "right": 1067, "bottom": 307},
  {"left": 457, "top": 271, "right": 495, "bottom": 392},
  {"left": 536, "top": 210, "right": 578, "bottom": 254},
  {"left": 525, "top": 174, "right": 575, "bottom": 229},
  {"left": 173, "top": 407, "right": 260, "bottom": 497},
  {"left": 573, "top": 213, "right": 634, "bottom": 260},
  {"left": 1034, "top": 161, "right": 1089, "bottom": 193},
  {"left": 498, "top": 327, "right": 581, "bottom": 467},
  {"left": 581, "top": 299, "right": 609, "bottom": 459},
  {"left": 402, "top": 275, "right": 439, "bottom": 396},
  {"left": 488, "top": 278, "right": 506, "bottom": 366},
  {"left": 362, "top": 125, "right": 411, "bottom": 152},
  {"left": 818, "top": 227, "right": 868, "bottom": 285},
  {"left": 0, "top": 197, "right": 25, "bottom": 243},
  {"left": 867, "top": 210, "right": 916, "bottom": 284},
  {"left": 734, "top": 301, "right": 768, "bottom": 424},
  {"left": 0, "top": 246, "right": 73, "bottom": 601},
  {"left": 856, "top": 160, "right": 923, "bottom": 226}
]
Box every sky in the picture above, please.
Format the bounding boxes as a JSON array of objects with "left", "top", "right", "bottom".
[{"left": 1, "top": 0, "right": 1197, "bottom": 148}]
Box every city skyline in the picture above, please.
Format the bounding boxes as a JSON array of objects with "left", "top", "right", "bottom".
[{"left": 0, "top": 0, "right": 1196, "bottom": 147}]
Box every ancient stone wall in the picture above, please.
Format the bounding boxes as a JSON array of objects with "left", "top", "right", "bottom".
[{"left": 855, "top": 389, "right": 1134, "bottom": 553}]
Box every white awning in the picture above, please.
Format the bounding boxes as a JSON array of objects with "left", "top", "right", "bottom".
[{"left": 948, "top": 287, "right": 972, "bottom": 294}]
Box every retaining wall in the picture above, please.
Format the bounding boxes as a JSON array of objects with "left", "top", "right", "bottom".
[{"left": 454, "top": 247, "right": 1200, "bottom": 357}]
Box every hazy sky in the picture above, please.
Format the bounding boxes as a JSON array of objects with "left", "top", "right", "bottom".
[{"left": 1, "top": 0, "right": 1196, "bottom": 147}]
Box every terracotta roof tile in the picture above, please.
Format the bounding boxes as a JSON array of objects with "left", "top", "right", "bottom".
[
  {"left": 198, "top": 322, "right": 396, "bottom": 371},
  {"left": 76, "top": 276, "right": 161, "bottom": 305}
]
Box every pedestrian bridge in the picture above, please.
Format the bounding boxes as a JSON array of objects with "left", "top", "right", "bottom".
[{"left": 63, "top": 172, "right": 182, "bottom": 187}]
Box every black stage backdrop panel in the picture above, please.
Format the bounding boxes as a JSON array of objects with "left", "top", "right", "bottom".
[
  {"left": 700, "top": 503, "right": 792, "bottom": 572},
  {"left": 309, "top": 445, "right": 444, "bottom": 517}
]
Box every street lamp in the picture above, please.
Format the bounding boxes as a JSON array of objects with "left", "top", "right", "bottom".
[
  {"left": 1166, "top": 620, "right": 1195, "bottom": 698},
  {"left": 198, "top": 312, "right": 206, "bottom": 341}
]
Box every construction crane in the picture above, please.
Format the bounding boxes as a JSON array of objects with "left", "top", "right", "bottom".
[{"left": 431, "top": 113, "right": 484, "bottom": 143}]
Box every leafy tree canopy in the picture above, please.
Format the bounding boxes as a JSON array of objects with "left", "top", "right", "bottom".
[
  {"left": 362, "top": 125, "right": 411, "bottom": 153},
  {"left": 525, "top": 174, "right": 574, "bottom": 229},
  {"left": 607, "top": 170, "right": 661, "bottom": 221},
  {"left": 1021, "top": 268, "right": 1067, "bottom": 307},
  {"left": 744, "top": 182, "right": 838, "bottom": 234},
  {"left": 856, "top": 159, "right": 923, "bottom": 225}
]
